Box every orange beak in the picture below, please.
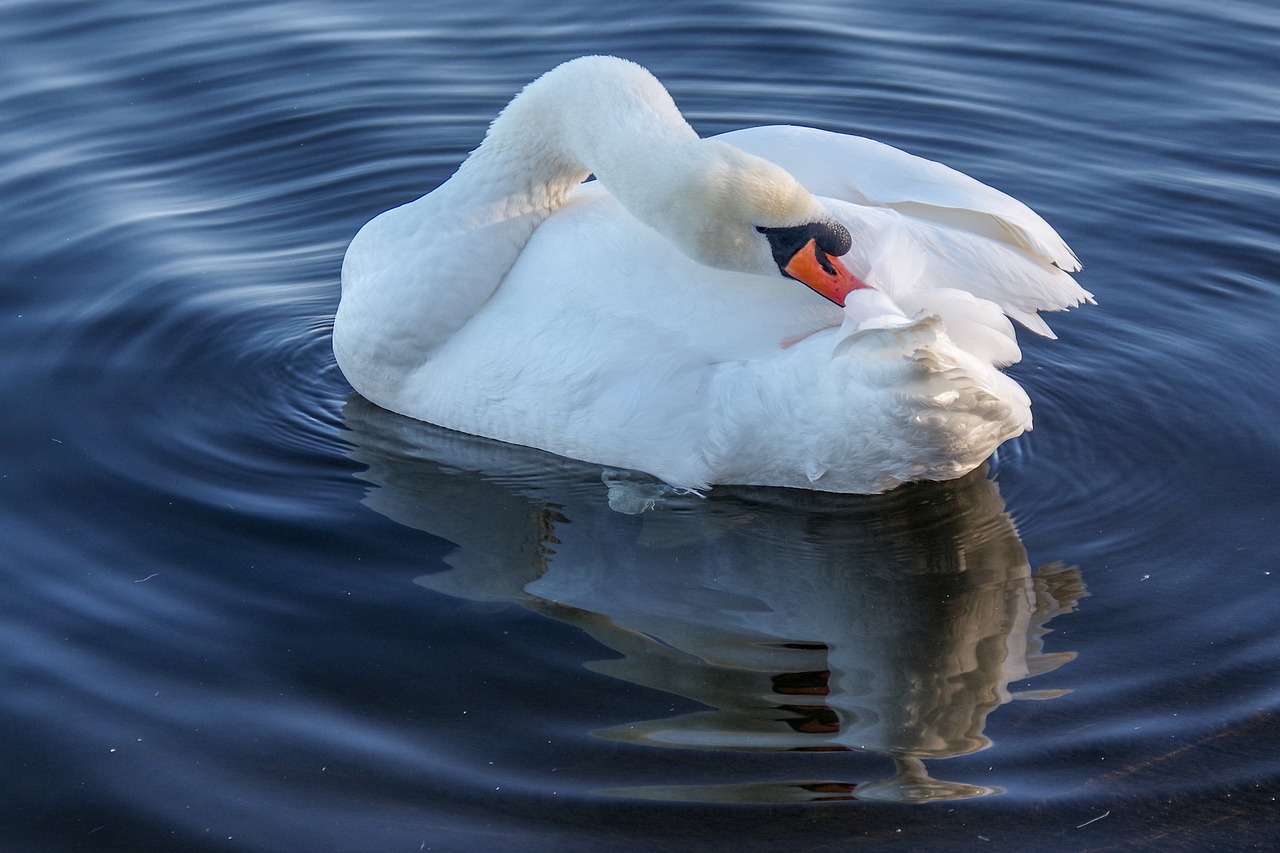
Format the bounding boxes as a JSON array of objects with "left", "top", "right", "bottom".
[{"left": 783, "top": 238, "right": 870, "bottom": 307}]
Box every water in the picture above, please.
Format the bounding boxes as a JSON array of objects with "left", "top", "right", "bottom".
[{"left": 2, "top": 0, "right": 1279, "bottom": 849}]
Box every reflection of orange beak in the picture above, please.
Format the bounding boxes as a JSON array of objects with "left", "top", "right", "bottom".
[{"left": 784, "top": 238, "right": 870, "bottom": 307}]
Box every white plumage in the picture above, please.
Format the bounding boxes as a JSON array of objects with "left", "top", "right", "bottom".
[{"left": 334, "top": 56, "right": 1090, "bottom": 493}]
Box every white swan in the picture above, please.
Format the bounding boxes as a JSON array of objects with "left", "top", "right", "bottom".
[{"left": 334, "top": 56, "right": 1090, "bottom": 494}]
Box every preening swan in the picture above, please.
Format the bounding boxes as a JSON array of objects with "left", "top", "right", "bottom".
[{"left": 334, "top": 56, "right": 1089, "bottom": 494}]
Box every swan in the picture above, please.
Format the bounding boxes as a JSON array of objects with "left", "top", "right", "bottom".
[{"left": 334, "top": 55, "right": 1090, "bottom": 494}]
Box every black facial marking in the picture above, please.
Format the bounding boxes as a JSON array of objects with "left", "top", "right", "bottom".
[{"left": 757, "top": 221, "right": 852, "bottom": 277}]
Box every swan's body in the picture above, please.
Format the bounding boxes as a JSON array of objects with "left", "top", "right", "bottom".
[{"left": 334, "top": 56, "right": 1089, "bottom": 493}]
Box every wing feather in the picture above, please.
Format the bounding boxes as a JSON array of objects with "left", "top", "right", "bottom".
[{"left": 716, "top": 125, "right": 1091, "bottom": 335}]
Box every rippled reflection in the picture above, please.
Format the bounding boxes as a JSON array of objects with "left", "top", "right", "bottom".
[{"left": 342, "top": 396, "right": 1086, "bottom": 803}]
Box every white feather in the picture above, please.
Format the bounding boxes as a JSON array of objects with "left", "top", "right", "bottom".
[{"left": 334, "top": 57, "right": 1087, "bottom": 494}]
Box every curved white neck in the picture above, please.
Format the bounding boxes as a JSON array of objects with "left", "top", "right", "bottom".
[
  {"left": 443, "top": 57, "right": 701, "bottom": 230},
  {"left": 335, "top": 58, "right": 701, "bottom": 404}
]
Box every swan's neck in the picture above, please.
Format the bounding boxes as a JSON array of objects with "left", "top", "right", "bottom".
[
  {"left": 445, "top": 56, "right": 700, "bottom": 229},
  {"left": 336, "top": 58, "right": 701, "bottom": 406}
]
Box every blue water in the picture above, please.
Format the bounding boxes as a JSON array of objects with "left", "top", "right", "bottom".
[{"left": 3, "top": 0, "right": 1279, "bottom": 850}]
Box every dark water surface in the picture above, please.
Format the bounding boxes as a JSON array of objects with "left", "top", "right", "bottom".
[{"left": 3, "top": 0, "right": 1279, "bottom": 850}]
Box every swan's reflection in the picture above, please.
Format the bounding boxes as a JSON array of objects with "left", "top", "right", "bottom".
[{"left": 342, "top": 397, "right": 1086, "bottom": 803}]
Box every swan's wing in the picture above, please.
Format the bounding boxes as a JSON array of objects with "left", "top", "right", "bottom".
[
  {"left": 716, "top": 125, "right": 1091, "bottom": 335},
  {"left": 717, "top": 124, "right": 1081, "bottom": 271}
]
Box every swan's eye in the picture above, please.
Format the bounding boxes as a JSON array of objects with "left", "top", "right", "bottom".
[
  {"left": 757, "top": 221, "right": 851, "bottom": 274},
  {"left": 757, "top": 221, "right": 850, "bottom": 255}
]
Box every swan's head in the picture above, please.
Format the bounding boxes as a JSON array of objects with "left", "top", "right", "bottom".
[{"left": 652, "top": 140, "right": 871, "bottom": 305}]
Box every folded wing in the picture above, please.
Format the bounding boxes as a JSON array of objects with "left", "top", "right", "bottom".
[{"left": 717, "top": 125, "right": 1092, "bottom": 337}]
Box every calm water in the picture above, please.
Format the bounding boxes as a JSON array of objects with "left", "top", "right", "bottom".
[{"left": 3, "top": 0, "right": 1279, "bottom": 850}]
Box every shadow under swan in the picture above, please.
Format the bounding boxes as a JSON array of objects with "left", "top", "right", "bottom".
[{"left": 341, "top": 396, "right": 1087, "bottom": 804}]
